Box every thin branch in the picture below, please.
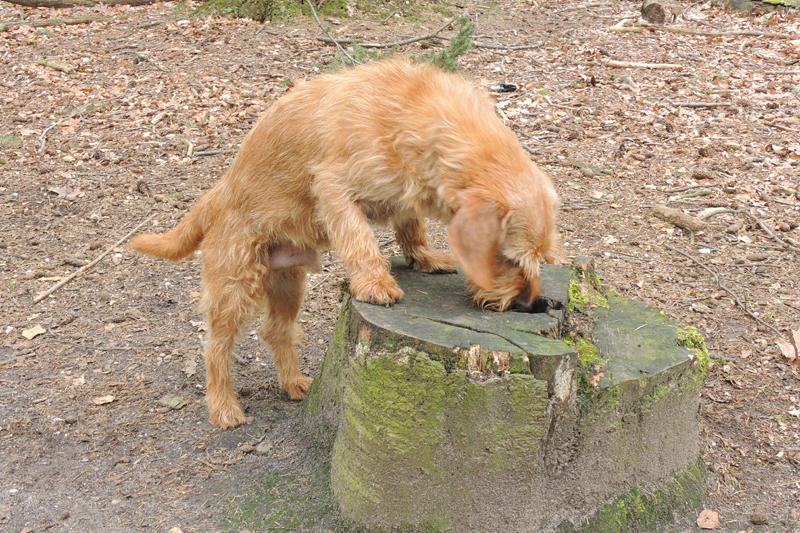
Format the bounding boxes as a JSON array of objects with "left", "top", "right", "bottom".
[
  {"left": 600, "top": 58, "right": 684, "bottom": 70},
  {"left": 664, "top": 183, "right": 720, "bottom": 193},
  {"left": 0, "top": 15, "right": 108, "bottom": 31},
  {"left": 32, "top": 213, "right": 156, "bottom": 304},
  {"left": 670, "top": 102, "right": 731, "bottom": 108},
  {"left": 305, "top": 0, "right": 361, "bottom": 65},
  {"left": 742, "top": 211, "right": 800, "bottom": 253},
  {"left": 473, "top": 41, "right": 545, "bottom": 50},
  {"left": 663, "top": 244, "right": 788, "bottom": 343},
  {"left": 316, "top": 17, "right": 455, "bottom": 49},
  {"left": 130, "top": 51, "right": 170, "bottom": 73},
  {"left": 616, "top": 23, "right": 799, "bottom": 40}
]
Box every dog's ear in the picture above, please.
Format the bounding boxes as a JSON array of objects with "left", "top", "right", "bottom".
[
  {"left": 448, "top": 195, "right": 510, "bottom": 291},
  {"left": 543, "top": 233, "right": 567, "bottom": 265}
]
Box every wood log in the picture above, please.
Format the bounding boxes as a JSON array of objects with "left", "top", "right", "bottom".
[{"left": 653, "top": 205, "right": 707, "bottom": 232}]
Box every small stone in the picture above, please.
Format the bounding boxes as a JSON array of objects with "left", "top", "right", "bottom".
[
  {"left": 697, "top": 509, "right": 719, "bottom": 529},
  {"left": 239, "top": 444, "right": 256, "bottom": 453},
  {"left": 750, "top": 512, "right": 768, "bottom": 525},
  {"left": 21, "top": 528, "right": 34, "bottom": 533},
  {"left": 57, "top": 511, "right": 70, "bottom": 520},
  {"left": 63, "top": 413, "right": 79, "bottom": 424},
  {"left": 255, "top": 441, "right": 272, "bottom": 454},
  {"left": 580, "top": 166, "right": 595, "bottom": 178},
  {"left": 64, "top": 257, "right": 87, "bottom": 267},
  {"left": 745, "top": 252, "right": 769, "bottom": 262}
]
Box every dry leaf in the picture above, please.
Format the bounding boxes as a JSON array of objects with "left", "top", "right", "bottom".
[
  {"left": 697, "top": 509, "right": 719, "bottom": 529},
  {"left": 22, "top": 324, "right": 46, "bottom": 340},
  {"left": 47, "top": 186, "right": 72, "bottom": 197},
  {"left": 93, "top": 395, "right": 115, "bottom": 405},
  {"left": 776, "top": 338, "right": 797, "bottom": 361},
  {"left": 182, "top": 356, "right": 198, "bottom": 377}
]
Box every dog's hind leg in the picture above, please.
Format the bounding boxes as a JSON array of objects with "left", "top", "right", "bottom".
[
  {"left": 392, "top": 215, "right": 457, "bottom": 274},
  {"left": 259, "top": 267, "right": 313, "bottom": 400},
  {"left": 200, "top": 239, "right": 263, "bottom": 429}
]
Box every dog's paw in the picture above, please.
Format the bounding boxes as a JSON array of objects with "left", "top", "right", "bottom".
[
  {"left": 209, "top": 402, "right": 247, "bottom": 429},
  {"left": 285, "top": 376, "right": 314, "bottom": 400},
  {"left": 351, "top": 276, "right": 404, "bottom": 305},
  {"left": 411, "top": 249, "right": 458, "bottom": 274}
]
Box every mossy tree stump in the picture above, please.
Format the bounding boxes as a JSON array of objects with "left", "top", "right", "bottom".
[{"left": 301, "top": 257, "right": 707, "bottom": 532}]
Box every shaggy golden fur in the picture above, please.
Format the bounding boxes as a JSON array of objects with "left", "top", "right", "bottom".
[{"left": 130, "top": 60, "right": 564, "bottom": 429}]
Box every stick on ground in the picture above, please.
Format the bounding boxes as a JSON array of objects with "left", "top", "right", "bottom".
[
  {"left": 663, "top": 244, "right": 789, "bottom": 344},
  {"left": 32, "top": 213, "right": 156, "bottom": 304}
]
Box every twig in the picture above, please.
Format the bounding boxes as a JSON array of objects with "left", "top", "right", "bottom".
[
  {"left": 0, "top": 15, "right": 108, "bottom": 31},
  {"left": 645, "top": 23, "right": 799, "bottom": 40},
  {"left": 677, "top": 189, "right": 713, "bottom": 199},
  {"left": 37, "top": 58, "right": 76, "bottom": 74},
  {"left": 32, "top": 213, "right": 156, "bottom": 304},
  {"left": 130, "top": 51, "right": 170, "bottom": 73},
  {"left": 473, "top": 41, "right": 545, "bottom": 50},
  {"left": 665, "top": 183, "right": 720, "bottom": 193},
  {"left": 561, "top": 1, "right": 605, "bottom": 12},
  {"left": 317, "top": 17, "right": 455, "bottom": 49},
  {"left": 193, "top": 149, "right": 237, "bottom": 157},
  {"left": 663, "top": 244, "right": 788, "bottom": 342},
  {"left": 742, "top": 211, "right": 800, "bottom": 253},
  {"left": 0, "top": 350, "right": 35, "bottom": 367},
  {"left": 599, "top": 58, "right": 684, "bottom": 70},
  {"left": 39, "top": 123, "right": 60, "bottom": 153},
  {"left": 308, "top": 273, "right": 334, "bottom": 291},
  {"left": 38, "top": 98, "right": 118, "bottom": 153},
  {"left": 619, "top": 23, "right": 799, "bottom": 40},
  {"left": 305, "top": 0, "right": 361, "bottom": 65},
  {"left": 670, "top": 102, "right": 731, "bottom": 108},
  {"left": 700, "top": 208, "right": 743, "bottom": 221}
]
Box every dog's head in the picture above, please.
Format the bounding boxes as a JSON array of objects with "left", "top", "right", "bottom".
[{"left": 448, "top": 168, "right": 564, "bottom": 312}]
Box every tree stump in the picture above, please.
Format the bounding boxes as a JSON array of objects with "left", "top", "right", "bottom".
[{"left": 302, "top": 257, "right": 707, "bottom": 532}]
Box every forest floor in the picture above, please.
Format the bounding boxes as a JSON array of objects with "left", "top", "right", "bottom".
[{"left": 1, "top": 0, "right": 800, "bottom": 531}]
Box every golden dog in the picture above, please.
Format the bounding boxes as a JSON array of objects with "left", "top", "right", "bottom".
[{"left": 131, "top": 60, "right": 564, "bottom": 429}]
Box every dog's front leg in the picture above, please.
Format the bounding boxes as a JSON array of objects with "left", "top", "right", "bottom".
[
  {"left": 392, "top": 215, "right": 457, "bottom": 274},
  {"left": 315, "top": 183, "right": 403, "bottom": 305}
]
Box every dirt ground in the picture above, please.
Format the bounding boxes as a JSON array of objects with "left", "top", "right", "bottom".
[{"left": 1, "top": 0, "right": 800, "bottom": 531}]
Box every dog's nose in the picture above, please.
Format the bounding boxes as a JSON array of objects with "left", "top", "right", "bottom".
[{"left": 512, "top": 299, "right": 535, "bottom": 313}]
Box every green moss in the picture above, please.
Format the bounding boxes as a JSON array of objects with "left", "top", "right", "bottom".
[
  {"left": 676, "top": 326, "right": 710, "bottom": 375},
  {"left": 0, "top": 133, "right": 22, "bottom": 148},
  {"left": 561, "top": 457, "right": 706, "bottom": 532},
  {"left": 568, "top": 276, "right": 609, "bottom": 313}
]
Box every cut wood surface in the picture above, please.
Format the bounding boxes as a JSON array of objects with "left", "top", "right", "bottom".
[{"left": 653, "top": 205, "right": 707, "bottom": 232}]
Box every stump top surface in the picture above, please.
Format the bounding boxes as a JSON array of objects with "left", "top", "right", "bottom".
[
  {"left": 352, "top": 257, "right": 697, "bottom": 389},
  {"left": 351, "top": 257, "right": 573, "bottom": 357}
]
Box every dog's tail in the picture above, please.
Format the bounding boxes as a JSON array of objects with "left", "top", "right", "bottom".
[{"left": 130, "top": 196, "right": 207, "bottom": 261}]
